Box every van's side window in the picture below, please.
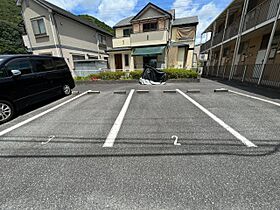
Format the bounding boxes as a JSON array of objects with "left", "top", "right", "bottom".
[
  {"left": 6, "top": 59, "right": 33, "bottom": 75},
  {"left": 32, "top": 58, "right": 55, "bottom": 72},
  {"left": 0, "top": 67, "right": 7, "bottom": 79},
  {"left": 53, "top": 57, "right": 68, "bottom": 70}
]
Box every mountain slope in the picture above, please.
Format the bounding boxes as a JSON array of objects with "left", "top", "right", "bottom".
[
  {"left": 79, "top": 15, "right": 114, "bottom": 35},
  {"left": 0, "top": 0, "right": 26, "bottom": 54}
]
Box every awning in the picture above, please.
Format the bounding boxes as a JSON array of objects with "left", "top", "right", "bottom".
[{"left": 132, "top": 46, "right": 165, "bottom": 56}]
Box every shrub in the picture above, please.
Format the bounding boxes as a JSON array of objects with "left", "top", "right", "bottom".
[
  {"left": 163, "top": 69, "right": 198, "bottom": 79},
  {"left": 88, "top": 71, "right": 125, "bottom": 80},
  {"left": 129, "top": 70, "right": 143, "bottom": 79}
]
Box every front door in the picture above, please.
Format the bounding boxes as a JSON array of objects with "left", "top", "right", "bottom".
[{"left": 114, "top": 54, "right": 122, "bottom": 70}]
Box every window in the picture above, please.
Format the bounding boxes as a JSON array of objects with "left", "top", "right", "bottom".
[
  {"left": 0, "top": 67, "right": 7, "bottom": 79},
  {"left": 6, "top": 59, "right": 33, "bottom": 75},
  {"left": 31, "top": 58, "right": 55, "bottom": 72},
  {"left": 143, "top": 22, "right": 158, "bottom": 32},
  {"left": 123, "top": 28, "right": 132, "bottom": 37},
  {"left": 72, "top": 55, "right": 85, "bottom": 61},
  {"left": 124, "top": 54, "right": 129, "bottom": 66},
  {"left": 31, "top": 18, "right": 47, "bottom": 36},
  {"left": 53, "top": 57, "right": 68, "bottom": 70},
  {"left": 98, "top": 34, "right": 107, "bottom": 45}
]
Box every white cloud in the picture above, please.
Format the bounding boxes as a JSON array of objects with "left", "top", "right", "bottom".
[
  {"left": 46, "top": 0, "right": 82, "bottom": 11},
  {"left": 172, "top": 0, "right": 222, "bottom": 43},
  {"left": 97, "top": 0, "right": 138, "bottom": 26},
  {"left": 46, "top": 0, "right": 138, "bottom": 27}
]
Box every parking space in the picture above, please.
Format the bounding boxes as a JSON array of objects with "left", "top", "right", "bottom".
[
  {"left": 0, "top": 80, "right": 279, "bottom": 157},
  {"left": 0, "top": 79, "right": 280, "bottom": 209},
  {"left": 188, "top": 90, "right": 280, "bottom": 144},
  {"left": 0, "top": 92, "right": 128, "bottom": 156}
]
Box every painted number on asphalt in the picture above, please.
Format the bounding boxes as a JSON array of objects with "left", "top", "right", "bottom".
[
  {"left": 42, "top": 135, "right": 55, "bottom": 145},
  {"left": 172, "top": 135, "right": 181, "bottom": 146}
]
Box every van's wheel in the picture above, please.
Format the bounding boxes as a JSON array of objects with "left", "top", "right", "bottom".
[
  {"left": 62, "top": 84, "right": 72, "bottom": 96},
  {"left": 0, "top": 100, "right": 14, "bottom": 124}
]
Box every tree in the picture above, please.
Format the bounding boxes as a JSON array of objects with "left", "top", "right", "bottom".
[{"left": 0, "top": 0, "right": 26, "bottom": 54}]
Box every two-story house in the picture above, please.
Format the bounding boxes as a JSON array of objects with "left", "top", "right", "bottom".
[
  {"left": 17, "top": 0, "right": 113, "bottom": 76},
  {"left": 107, "top": 3, "right": 198, "bottom": 71},
  {"left": 200, "top": 0, "right": 280, "bottom": 88}
]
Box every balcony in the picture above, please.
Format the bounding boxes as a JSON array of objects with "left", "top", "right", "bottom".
[
  {"left": 224, "top": 21, "right": 239, "bottom": 40},
  {"left": 212, "top": 31, "right": 224, "bottom": 46},
  {"left": 201, "top": 40, "right": 211, "bottom": 52},
  {"left": 112, "top": 37, "right": 131, "bottom": 48},
  {"left": 243, "top": 0, "right": 279, "bottom": 31},
  {"left": 130, "top": 30, "right": 168, "bottom": 47}
]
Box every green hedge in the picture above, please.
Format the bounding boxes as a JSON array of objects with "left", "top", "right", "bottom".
[
  {"left": 163, "top": 69, "right": 198, "bottom": 79},
  {"left": 129, "top": 69, "right": 198, "bottom": 79},
  {"left": 129, "top": 70, "right": 143, "bottom": 79},
  {"left": 74, "top": 69, "right": 198, "bottom": 81}
]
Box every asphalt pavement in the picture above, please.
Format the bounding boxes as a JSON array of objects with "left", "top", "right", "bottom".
[{"left": 0, "top": 78, "right": 279, "bottom": 210}]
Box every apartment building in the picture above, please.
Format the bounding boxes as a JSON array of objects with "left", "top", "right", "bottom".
[
  {"left": 107, "top": 3, "right": 198, "bottom": 71},
  {"left": 17, "top": 0, "right": 113, "bottom": 76},
  {"left": 200, "top": 0, "right": 280, "bottom": 88}
]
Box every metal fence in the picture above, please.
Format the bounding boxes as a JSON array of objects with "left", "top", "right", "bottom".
[
  {"left": 243, "top": 0, "right": 280, "bottom": 31},
  {"left": 202, "top": 64, "right": 280, "bottom": 88}
]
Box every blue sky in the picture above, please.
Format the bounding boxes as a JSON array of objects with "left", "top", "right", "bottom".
[{"left": 47, "top": 0, "right": 232, "bottom": 42}]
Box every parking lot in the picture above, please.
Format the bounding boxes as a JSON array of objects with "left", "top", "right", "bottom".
[{"left": 0, "top": 79, "right": 280, "bottom": 209}]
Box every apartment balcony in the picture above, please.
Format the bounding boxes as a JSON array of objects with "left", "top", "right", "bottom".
[
  {"left": 130, "top": 30, "right": 168, "bottom": 47},
  {"left": 224, "top": 21, "right": 239, "bottom": 40},
  {"left": 201, "top": 40, "right": 211, "bottom": 52},
  {"left": 112, "top": 37, "right": 131, "bottom": 48},
  {"left": 212, "top": 31, "right": 224, "bottom": 46},
  {"left": 243, "top": 0, "right": 279, "bottom": 32}
]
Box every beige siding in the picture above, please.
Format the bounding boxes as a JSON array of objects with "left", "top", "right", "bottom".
[
  {"left": 115, "top": 28, "right": 123, "bottom": 38},
  {"left": 137, "top": 7, "right": 164, "bottom": 20},
  {"left": 54, "top": 14, "right": 100, "bottom": 53},
  {"left": 22, "top": 0, "right": 56, "bottom": 48}
]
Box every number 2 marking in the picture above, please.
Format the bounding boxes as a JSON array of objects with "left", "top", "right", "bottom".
[{"left": 172, "top": 135, "right": 181, "bottom": 146}]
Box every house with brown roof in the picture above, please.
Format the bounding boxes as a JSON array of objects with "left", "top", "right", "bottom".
[{"left": 107, "top": 3, "right": 199, "bottom": 71}]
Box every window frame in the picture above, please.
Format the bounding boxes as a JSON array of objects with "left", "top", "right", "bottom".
[
  {"left": 143, "top": 22, "right": 158, "bottom": 32},
  {"left": 31, "top": 17, "right": 47, "bottom": 37},
  {"left": 123, "top": 28, "right": 132, "bottom": 37},
  {"left": 98, "top": 34, "right": 107, "bottom": 45}
]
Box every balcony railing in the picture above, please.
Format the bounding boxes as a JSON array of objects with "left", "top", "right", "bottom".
[
  {"left": 200, "top": 40, "right": 211, "bottom": 52},
  {"left": 112, "top": 37, "right": 131, "bottom": 48},
  {"left": 243, "top": 0, "right": 280, "bottom": 31},
  {"left": 130, "top": 30, "right": 168, "bottom": 47},
  {"left": 224, "top": 21, "right": 239, "bottom": 40},
  {"left": 212, "top": 31, "right": 224, "bottom": 46}
]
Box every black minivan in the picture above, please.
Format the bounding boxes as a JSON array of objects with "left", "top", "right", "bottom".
[{"left": 0, "top": 55, "right": 75, "bottom": 124}]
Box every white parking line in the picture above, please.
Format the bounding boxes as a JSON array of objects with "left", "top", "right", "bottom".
[
  {"left": 176, "top": 89, "right": 257, "bottom": 148},
  {"left": 229, "top": 90, "right": 280, "bottom": 107},
  {"left": 0, "top": 91, "right": 90, "bottom": 137},
  {"left": 103, "top": 89, "right": 135, "bottom": 147}
]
